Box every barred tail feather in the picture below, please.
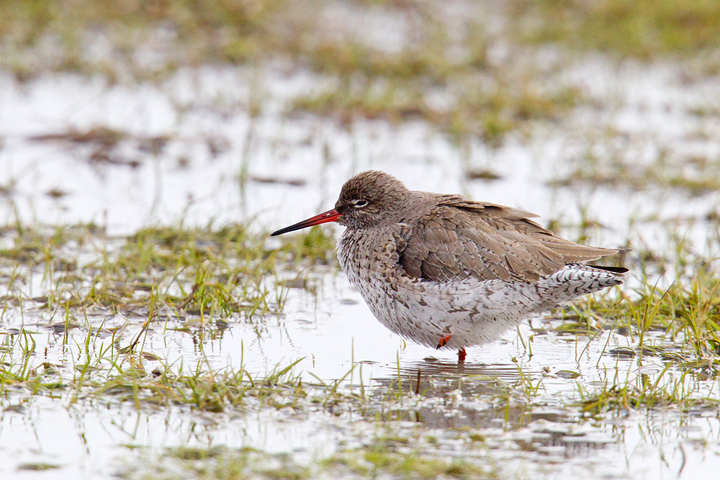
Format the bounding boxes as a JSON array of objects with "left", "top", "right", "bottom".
[{"left": 534, "top": 263, "right": 625, "bottom": 311}]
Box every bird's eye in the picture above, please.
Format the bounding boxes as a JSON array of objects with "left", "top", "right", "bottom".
[{"left": 353, "top": 199, "right": 368, "bottom": 208}]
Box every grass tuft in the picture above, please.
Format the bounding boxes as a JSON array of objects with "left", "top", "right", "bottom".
[{"left": 511, "top": 0, "right": 720, "bottom": 58}]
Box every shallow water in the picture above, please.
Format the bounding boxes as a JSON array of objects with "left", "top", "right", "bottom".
[
  {"left": 1, "top": 45, "right": 720, "bottom": 479},
  {"left": 2, "top": 60, "right": 719, "bottom": 244},
  {"left": 2, "top": 269, "right": 720, "bottom": 479}
]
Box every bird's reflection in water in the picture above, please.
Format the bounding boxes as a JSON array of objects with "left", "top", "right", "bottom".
[{"left": 364, "top": 356, "right": 553, "bottom": 429}]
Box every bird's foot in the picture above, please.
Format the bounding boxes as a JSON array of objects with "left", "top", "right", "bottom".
[
  {"left": 436, "top": 333, "right": 452, "bottom": 349},
  {"left": 457, "top": 348, "right": 467, "bottom": 363}
]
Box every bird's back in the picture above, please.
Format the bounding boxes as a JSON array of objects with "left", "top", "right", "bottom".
[{"left": 397, "top": 194, "right": 620, "bottom": 284}]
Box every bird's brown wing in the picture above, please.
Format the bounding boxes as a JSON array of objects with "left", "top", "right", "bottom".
[{"left": 398, "top": 195, "right": 618, "bottom": 283}]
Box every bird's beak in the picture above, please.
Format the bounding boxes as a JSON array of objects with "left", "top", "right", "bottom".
[{"left": 271, "top": 208, "right": 341, "bottom": 236}]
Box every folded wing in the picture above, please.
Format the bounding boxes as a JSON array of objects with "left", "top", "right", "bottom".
[{"left": 398, "top": 195, "right": 618, "bottom": 283}]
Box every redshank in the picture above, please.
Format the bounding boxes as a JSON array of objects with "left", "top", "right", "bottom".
[{"left": 272, "top": 171, "right": 626, "bottom": 361}]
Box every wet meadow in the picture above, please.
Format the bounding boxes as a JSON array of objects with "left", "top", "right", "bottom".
[{"left": 2, "top": 1, "right": 720, "bottom": 478}]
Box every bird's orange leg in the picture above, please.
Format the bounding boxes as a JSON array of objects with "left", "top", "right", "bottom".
[{"left": 436, "top": 333, "right": 452, "bottom": 349}]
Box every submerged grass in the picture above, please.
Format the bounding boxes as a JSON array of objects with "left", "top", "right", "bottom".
[
  {"left": 2, "top": 221, "right": 720, "bottom": 479},
  {"left": 575, "top": 361, "right": 719, "bottom": 414},
  {"left": 323, "top": 449, "right": 494, "bottom": 479},
  {"left": 293, "top": 78, "right": 581, "bottom": 147},
  {"left": 0, "top": 0, "right": 289, "bottom": 80},
  {"left": 2, "top": 0, "right": 585, "bottom": 146},
  {"left": 571, "top": 247, "right": 720, "bottom": 358},
  {"left": 0, "top": 319, "right": 350, "bottom": 415},
  {"left": 510, "top": 0, "right": 720, "bottom": 58},
  {"left": 0, "top": 223, "right": 336, "bottom": 317},
  {"left": 5, "top": 0, "right": 719, "bottom": 156},
  {"left": 2, "top": 222, "right": 720, "bottom": 415},
  {"left": 0, "top": 222, "right": 348, "bottom": 413},
  {"left": 550, "top": 148, "right": 720, "bottom": 195},
  {"left": 122, "top": 443, "right": 496, "bottom": 479},
  {"left": 560, "top": 242, "right": 720, "bottom": 413},
  {"left": 8, "top": 0, "right": 716, "bottom": 81},
  {"left": 4, "top": 1, "right": 720, "bottom": 476}
]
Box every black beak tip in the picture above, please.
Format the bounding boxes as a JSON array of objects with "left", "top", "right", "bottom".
[{"left": 271, "top": 225, "right": 302, "bottom": 236}]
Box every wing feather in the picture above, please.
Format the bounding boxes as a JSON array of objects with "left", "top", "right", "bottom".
[{"left": 397, "top": 195, "right": 618, "bottom": 282}]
